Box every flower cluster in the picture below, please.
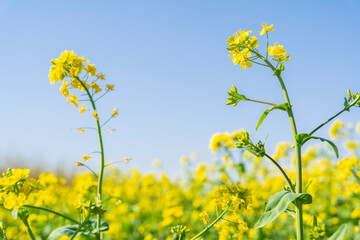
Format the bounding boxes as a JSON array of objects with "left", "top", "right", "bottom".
[
  {"left": 226, "top": 30, "right": 259, "bottom": 69},
  {"left": 49, "top": 50, "right": 115, "bottom": 119},
  {"left": 214, "top": 183, "right": 252, "bottom": 213},
  {"left": 268, "top": 43, "right": 290, "bottom": 62},
  {"left": 0, "top": 169, "right": 44, "bottom": 210}
]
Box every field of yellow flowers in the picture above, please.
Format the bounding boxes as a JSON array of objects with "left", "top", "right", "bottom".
[
  {"left": 1, "top": 23, "right": 359, "bottom": 240},
  {"left": 0, "top": 120, "right": 359, "bottom": 239}
]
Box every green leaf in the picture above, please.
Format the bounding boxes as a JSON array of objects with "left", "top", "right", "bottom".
[
  {"left": 295, "top": 133, "right": 339, "bottom": 158},
  {"left": 48, "top": 225, "right": 80, "bottom": 239},
  {"left": 256, "top": 103, "right": 290, "bottom": 131},
  {"left": 48, "top": 220, "right": 109, "bottom": 239},
  {"left": 328, "top": 224, "right": 348, "bottom": 240},
  {"left": 255, "top": 191, "right": 312, "bottom": 228},
  {"left": 284, "top": 208, "right": 296, "bottom": 219},
  {"left": 83, "top": 219, "right": 109, "bottom": 235}
]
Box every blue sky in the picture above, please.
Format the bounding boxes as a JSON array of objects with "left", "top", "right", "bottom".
[{"left": 0, "top": 0, "right": 359, "bottom": 174}]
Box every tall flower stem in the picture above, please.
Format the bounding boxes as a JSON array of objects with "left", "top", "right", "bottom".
[
  {"left": 251, "top": 50, "right": 304, "bottom": 240},
  {"left": 76, "top": 77, "right": 105, "bottom": 240}
]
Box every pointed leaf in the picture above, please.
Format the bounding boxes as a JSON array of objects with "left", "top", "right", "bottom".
[
  {"left": 296, "top": 133, "right": 339, "bottom": 158},
  {"left": 256, "top": 103, "right": 290, "bottom": 131},
  {"left": 255, "top": 191, "right": 312, "bottom": 228},
  {"left": 328, "top": 224, "right": 348, "bottom": 240}
]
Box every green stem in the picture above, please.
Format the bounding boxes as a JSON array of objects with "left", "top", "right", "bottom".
[
  {"left": 75, "top": 77, "right": 105, "bottom": 240},
  {"left": 23, "top": 205, "right": 80, "bottom": 224},
  {"left": 19, "top": 214, "right": 35, "bottom": 240},
  {"left": 70, "top": 218, "right": 89, "bottom": 240},
  {"left": 247, "top": 98, "right": 277, "bottom": 106},
  {"left": 190, "top": 204, "right": 231, "bottom": 240},
  {"left": 308, "top": 94, "right": 359, "bottom": 136},
  {"left": 251, "top": 50, "right": 304, "bottom": 240},
  {"left": 264, "top": 153, "right": 295, "bottom": 192}
]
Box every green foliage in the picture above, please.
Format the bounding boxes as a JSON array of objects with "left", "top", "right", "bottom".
[
  {"left": 328, "top": 224, "right": 348, "bottom": 240},
  {"left": 256, "top": 103, "right": 290, "bottom": 130},
  {"left": 255, "top": 191, "right": 312, "bottom": 229},
  {"left": 295, "top": 133, "right": 339, "bottom": 158},
  {"left": 48, "top": 219, "right": 109, "bottom": 239}
]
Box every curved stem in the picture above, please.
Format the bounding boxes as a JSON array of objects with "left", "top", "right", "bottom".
[
  {"left": 19, "top": 214, "right": 35, "bottom": 240},
  {"left": 75, "top": 77, "right": 105, "bottom": 240},
  {"left": 190, "top": 204, "right": 231, "bottom": 240},
  {"left": 251, "top": 50, "right": 304, "bottom": 240},
  {"left": 264, "top": 153, "right": 295, "bottom": 192},
  {"left": 23, "top": 205, "right": 80, "bottom": 224}
]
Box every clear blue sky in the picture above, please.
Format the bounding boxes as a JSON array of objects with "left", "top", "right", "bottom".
[{"left": 0, "top": 0, "right": 359, "bottom": 174}]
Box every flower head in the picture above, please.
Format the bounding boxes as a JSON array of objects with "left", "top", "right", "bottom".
[
  {"left": 268, "top": 43, "right": 290, "bottom": 62},
  {"left": 82, "top": 155, "right": 91, "bottom": 161},
  {"left": 259, "top": 22, "right": 275, "bottom": 35}
]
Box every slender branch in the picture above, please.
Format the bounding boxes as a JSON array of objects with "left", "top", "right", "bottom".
[
  {"left": 264, "top": 153, "right": 295, "bottom": 192},
  {"left": 309, "top": 95, "right": 360, "bottom": 136},
  {"left": 250, "top": 60, "right": 269, "bottom": 67},
  {"left": 247, "top": 98, "right": 277, "bottom": 106},
  {"left": 190, "top": 204, "right": 231, "bottom": 240},
  {"left": 23, "top": 205, "right": 80, "bottom": 224},
  {"left": 79, "top": 164, "right": 99, "bottom": 180},
  {"left": 101, "top": 116, "right": 113, "bottom": 128},
  {"left": 309, "top": 108, "right": 347, "bottom": 136}
]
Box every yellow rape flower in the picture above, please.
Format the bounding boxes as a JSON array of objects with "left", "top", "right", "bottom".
[
  {"left": 356, "top": 122, "right": 360, "bottom": 133},
  {"left": 91, "top": 81, "right": 102, "bottom": 94},
  {"left": 199, "top": 211, "right": 210, "bottom": 224},
  {"left": 106, "top": 84, "right": 114, "bottom": 91},
  {"left": 78, "top": 128, "right": 85, "bottom": 133},
  {"left": 329, "top": 119, "right": 346, "bottom": 139},
  {"left": 3, "top": 192, "right": 26, "bottom": 210},
  {"left": 259, "top": 22, "right": 275, "bottom": 35},
  {"left": 79, "top": 105, "right": 86, "bottom": 114},
  {"left": 112, "top": 109, "right": 118, "bottom": 117},
  {"left": 93, "top": 110, "right": 100, "bottom": 120},
  {"left": 84, "top": 64, "right": 96, "bottom": 76},
  {"left": 96, "top": 73, "right": 105, "bottom": 80},
  {"left": 229, "top": 48, "right": 253, "bottom": 69},
  {"left": 59, "top": 80, "right": 70, "bottom": 97},
  {"left": 82, "top": 155, "right": 91, "bottom": 161},
  {"left": 268, "top": 43, "right": 290, "bottom": 62},
  {"left": 67, "top": 93, "right": 79, "bottom": 108},
  {"left": 49, "top": 50, "right": 89, "bottom": 84}
]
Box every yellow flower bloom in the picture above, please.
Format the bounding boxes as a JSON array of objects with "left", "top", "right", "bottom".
[
  {"left": 199, "top": 211, "right": 210, "bottom": 225},
  {"left": 82, "top": 155, "right": 91, "bottom": 161},
  {"left": 268, "top": 43, "right": 290, "bottom": 62},
  {"left": 93, "top": 110, "right": 100, "bottom": 120},
  {"left": 79, "top": 105, "right": 86, "bottom": 114},
  {"left": 67, "top": 93, "right": 79, "bottom": 108},
  {"left": 123, "top": 158, "right": 131, "bottom": 163},
  {"left": 76, "top": 162, "right": 83, "bottom": 167},
  {"left": 78, "top": 128, "right": 85, "bottom": 133},
  {"left": 329, "top": 119, "right": 346, "bottom": 139},
  {"left": 3, "top": 192, "right": 26, "bottom": 210},
  {"left": 96, "top": 73, "right": 105, "bottom": 80},
  {"left": 59, "top": 80, "right": 70, "bottom": 97},
  {"left": 91, "top": 81, "right": 102, "bottom": 94},
  {"left": 84, "top": 64, "right": 96, "bottom": 76},
  {"left": 106, "top": 84, "right": 114, "bottom": 91},
  {"left": 259, "top": 22, "right": 275, "bottom": 35},
  {"left": 112, "top": 109, "right": 118, "bottom": 117}
]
